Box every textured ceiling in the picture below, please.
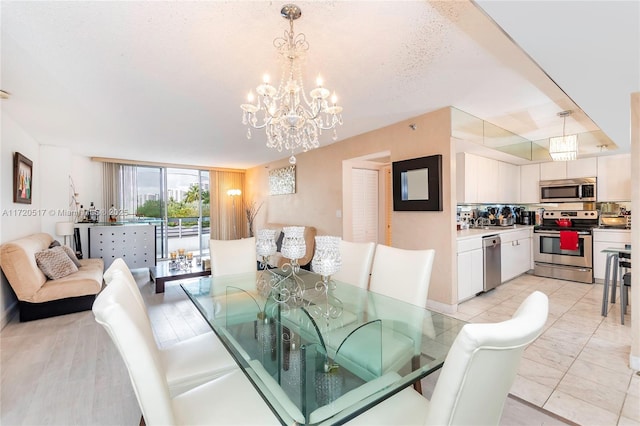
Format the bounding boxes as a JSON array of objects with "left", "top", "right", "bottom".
[{"left": 1, "top": 1, "right": 638, "bottom": 168}]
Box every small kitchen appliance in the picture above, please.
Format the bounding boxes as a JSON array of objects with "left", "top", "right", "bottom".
[{"left": 539, "top": 178, "right": 596, "bottom": 203}]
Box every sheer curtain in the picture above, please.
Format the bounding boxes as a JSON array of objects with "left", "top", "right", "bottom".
[{"left": 209, "top": 170, "right": 245, "bottom": 240}]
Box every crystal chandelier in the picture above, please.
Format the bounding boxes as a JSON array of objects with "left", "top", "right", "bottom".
[
  {"left": 549, "top": 110, "right": 578, "bottom": 161},
  {"left": 241, "top": 4, "right": 343, "bottom": 165}
]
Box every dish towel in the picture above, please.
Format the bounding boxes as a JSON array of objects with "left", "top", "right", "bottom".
[{"left": 559, "top": 231, "right": 579, "bottom": 251}]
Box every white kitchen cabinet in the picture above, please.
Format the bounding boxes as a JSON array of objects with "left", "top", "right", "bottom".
[
  {"left": 592, "top": 229, "right": 632, "bottom": 281},
  {"left": 456, "top": 152, "right": 479, "bottom": 204},
  {"left": 457, "top": 237, "right": 484, "bottom": 302},
  {"left": 477, "top": 155, "right": 499, "bottom": 203},
  {"left": 519, "top": 163, "right": 540, "bottom": 203},
  {"left": 500, "top": 229, "right": 532, "bottom": 283},
  {"left": 540, "top": 161, "right": 567, "bottom": 181},
  {"left": 597, "top": 154, "right": 631, "bottom": 202},
  {"left": 457, "top": 152, "right": 520, "bottom": 204},
  {"left": 567, "top": 158, "right": 597, "bottom": 178},
  {"left": 498, "top": 161, "right": 520, "bottom": 203},
  {"left": 539, "top": 158, "right": 597, "bottom": 181}
]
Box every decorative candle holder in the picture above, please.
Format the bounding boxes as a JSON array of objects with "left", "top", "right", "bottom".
[
  {"left": 170, "top": 249, "right": 192, "bottom": 271},
  {"left": 310, "top": 236, "right": 344, "bottom": 327},
  {"left": 312, "top": 236, "right": 342, "bottom": 279},
  {"left": 256, "top": 229, "right": 279, "bottom": 296},
  {"left": 281, "top": 226, "right": 306, "bottom": 272},
  {"left": 256, "top": 229, "right": 277, "bottom": 269},
  {"left": 270, "top": 226, "right": 306, "bottom": 306}
]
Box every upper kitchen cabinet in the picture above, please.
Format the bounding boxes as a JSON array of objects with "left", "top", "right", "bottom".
[
  {"left": 539, "top": 161, "right": 567, "bottom": 180},
  {"left": 457, "top": 152, "right": 479, "bottom": 203},
  {"left": 498, "top": 161, "right": 519, "bottom": 203},
  {"left": 519, "top": 163, "right": 540, "bottom": 203},
  {"left": 457, "top": 152, "right": 519, "bottom": 204},
  {"left": 567, "top": 157, "right": 597, "bottom": 178},
  {"left": 477, "top": 155, "right": 499, "bottom": 202},
  {"left": 597, "top": 153, "right": 631, "bottom": 201},
  {"left": 539, "top": 158, "right": 597, "bottom": 181}
]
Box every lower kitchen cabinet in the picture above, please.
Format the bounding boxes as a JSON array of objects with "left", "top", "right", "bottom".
[
  {"left": 593, "top": 229, "right": 632, "bottom": 281},
  {"left": 500, "top": 229, "right": 532, "bottom": 283},
  {"left": 457, "top": 237, "right": 484, "bottom": 302}
]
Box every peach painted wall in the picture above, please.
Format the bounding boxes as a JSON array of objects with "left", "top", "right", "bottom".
[{"left": 245, "top": 107, "right": 458, "bottom": 308}]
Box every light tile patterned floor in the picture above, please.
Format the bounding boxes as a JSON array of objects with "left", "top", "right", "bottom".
[
  {"left": 0, "top": 270, "right": 635, "bottom": 425},
  {"left": 455, "top": 273, "right": 638, "bottom": 426}
]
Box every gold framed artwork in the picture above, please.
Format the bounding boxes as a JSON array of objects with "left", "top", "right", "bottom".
[
  {"left": 269, "top": 165, "right": 296, "bottom": 195},
  {"left": 14, "top": 152, "right": 33, "bottom": 204}
]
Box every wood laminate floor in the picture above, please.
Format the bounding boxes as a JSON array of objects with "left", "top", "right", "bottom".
[{"left": 1, "top": 270, "right": 619, "bottom": 425}]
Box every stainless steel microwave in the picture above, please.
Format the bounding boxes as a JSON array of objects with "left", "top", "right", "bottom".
[{"left": 539, "top": 177, "right": 597, "bottom": 203}]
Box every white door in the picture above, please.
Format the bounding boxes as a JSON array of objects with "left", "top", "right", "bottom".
[{"left": 351, "top": 168, "right": 379, "bottom": 243}]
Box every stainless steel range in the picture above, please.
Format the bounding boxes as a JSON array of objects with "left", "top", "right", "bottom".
[{"left": 533, "top": 210, "right": 599, "bottom": 283}]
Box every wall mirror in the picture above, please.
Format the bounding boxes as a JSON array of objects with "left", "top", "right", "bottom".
[{"left": 392, "top": 154, "right": 442, "bottom": 211}]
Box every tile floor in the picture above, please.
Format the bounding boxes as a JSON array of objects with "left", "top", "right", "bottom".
[
  {"left": 454, "top": 273, "right": 638, "bottom": 426},
  {"left": 0, "top": 270, "right": 636, "bottom": 425}
]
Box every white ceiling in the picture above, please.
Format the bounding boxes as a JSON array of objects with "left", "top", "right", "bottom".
[{"left": 1, "top": 1, "right": 638, "bottom": 169}]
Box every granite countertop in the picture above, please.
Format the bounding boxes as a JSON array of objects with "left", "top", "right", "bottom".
[
  {"left": 456, "top": 224, "right": 535, "bottom": 241},
  {"left": 594, "top": 227, "right": 631, "bottom": 232}
]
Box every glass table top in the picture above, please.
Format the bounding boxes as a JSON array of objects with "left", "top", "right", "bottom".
[{"left": 181, "top": 268, "right": 466, "bottom": 425}]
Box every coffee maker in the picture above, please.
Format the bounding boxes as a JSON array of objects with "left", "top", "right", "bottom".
[{"left": 517, "top": 210, "right": 536, "bottom": 225}]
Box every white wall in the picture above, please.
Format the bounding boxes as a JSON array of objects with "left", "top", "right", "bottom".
[
  {"left": 40, "top": 145, "right": 73, "bottom": 237},
  {"left": 0, "top": 113, "right": 42, "bottom": 326},
  {"left": 1, "top": 112, "right": 104, "bottom": 327},
  {"left": 71, "top": 154, "right": 103, "bottom": 217}
]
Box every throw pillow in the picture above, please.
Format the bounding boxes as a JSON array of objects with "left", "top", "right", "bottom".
[
  {"left": 49, "top": 240, "right": 61, "bottom": 248},
  {"left": 35, "top": 247, "right": 79, "bottom": 280},
  {"left": 275, "top": 231, "right": 285, "bottom": 252},
  {"left": 60, "top": 245, "right": 82, "bottom": 268}
]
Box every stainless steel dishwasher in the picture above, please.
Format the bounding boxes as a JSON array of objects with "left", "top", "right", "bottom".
[{"left": 482, "top": 235, "right": 501, "bottom": 292}]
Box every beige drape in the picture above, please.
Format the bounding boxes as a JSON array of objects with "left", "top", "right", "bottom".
[
  {"left": 102, "top": 162, "right": 120, "bottom": 221},
  {"left": 209, "top": 170, "right": 245, "bottom": 240}
]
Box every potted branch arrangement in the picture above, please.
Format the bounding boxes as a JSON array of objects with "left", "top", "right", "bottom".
[{"left": 245, "top": 200, "right": 263, "bottom": 238}]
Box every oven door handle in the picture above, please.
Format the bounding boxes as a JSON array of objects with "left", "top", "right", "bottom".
[{"left": 534, "top": 230, "right": 592, "bottom": 236}]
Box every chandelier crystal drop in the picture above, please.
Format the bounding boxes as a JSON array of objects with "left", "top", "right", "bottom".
[
  {"left": 240, "top": 4, "right": 343, "bottom": 164},
  {"left": 549, "top": 110, "right": 578, "bottom": 161}
]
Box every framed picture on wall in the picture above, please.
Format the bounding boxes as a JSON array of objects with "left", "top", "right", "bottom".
[
  {"left": 269, "top": 165, "right": 296, "bottom": 195},
  {"left": 392, "top": 154, "right": 442, "bottom": 211},
  {"left": 13, "top": 152, "right": 33, "bottom": 204}
]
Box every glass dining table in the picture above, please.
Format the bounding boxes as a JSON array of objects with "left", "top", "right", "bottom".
[{"left": 181, "top": 268, "right": 466, "bottom": 425}]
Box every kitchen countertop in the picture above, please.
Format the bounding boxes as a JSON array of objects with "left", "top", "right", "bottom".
[
  {"left": 456, "top": 224, "right": 535, "bottom": 241},
  {"left": 593, "top": 227, "right": 631, "bottom": 233}
]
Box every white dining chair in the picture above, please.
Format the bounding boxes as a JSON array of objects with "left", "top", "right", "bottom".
[
  {"left": 346, "top": 290, "right": 549, "bottom": 426},
  {"left": 326, "top": 245, "right": 435, "bottom": 390},
  {"left": 93, "top": 273, "right": 280, "bottom": 426},
  {"left": 333, "top": 240, "right": 376, "bottom": 289},
  {"left": 102, "top": 259, "right": 238, "bottom": 397},
  {"left": 210, "top": 237, "right": 257, "bottom": 277},
  {"left": 368, "top": 244, "right": 435, "bottom": 308}
]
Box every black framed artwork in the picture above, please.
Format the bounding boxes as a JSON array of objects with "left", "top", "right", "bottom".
[
  {"left": 392, "top": 154, "right": 442, "bottom": 211},
  {"left": 13, "top": 152, "right": 33, "bottom": 204}
]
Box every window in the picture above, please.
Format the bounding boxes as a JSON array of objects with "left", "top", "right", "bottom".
[{"left": 117, "top": 165, "right": 210, "bottom": 260}]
